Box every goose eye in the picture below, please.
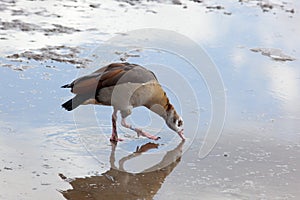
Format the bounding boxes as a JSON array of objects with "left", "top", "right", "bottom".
[{"left": 177, "top": 120, "right": 183, "bottom": 127}]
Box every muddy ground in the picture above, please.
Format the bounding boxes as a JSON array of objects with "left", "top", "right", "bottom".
[{"left": 0, "top": 0, "right": 299, "bottom": 199}]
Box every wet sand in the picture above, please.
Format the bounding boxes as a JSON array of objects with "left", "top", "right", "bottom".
[{"left": 0, "top": 0, "right": 300, "bottom": 199}]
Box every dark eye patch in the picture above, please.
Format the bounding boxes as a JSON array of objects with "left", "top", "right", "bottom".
[{"left": 177, "top": 120, "right": 183, "bottom": 127}]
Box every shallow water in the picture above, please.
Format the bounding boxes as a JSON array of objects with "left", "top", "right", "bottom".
[{"left": 0, "top": 0, "right": 299, "bottom": 199}]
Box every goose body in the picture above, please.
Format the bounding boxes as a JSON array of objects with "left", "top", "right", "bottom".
[{"left": 61, "top": 62, "right": 184, "bottom": 142}]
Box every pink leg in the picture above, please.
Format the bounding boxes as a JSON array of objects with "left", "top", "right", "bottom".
[
  {"left": 110, "top": 110, "right": 124, "bottom": 142},
  {"left": 121, "top": 118, "right": 160, "bottom": 140}
]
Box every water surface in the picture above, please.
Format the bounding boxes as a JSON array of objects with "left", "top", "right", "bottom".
[{"left": 0, "top": 0, "right": 299, "bottom": 199}]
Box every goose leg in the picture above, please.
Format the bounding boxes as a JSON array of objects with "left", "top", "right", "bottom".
[
  {"left": 121, "top": 118, "right": 160, "bottom": 140},
  {"left": 110, "top": 110, "right": 124, "bottom": 142}
]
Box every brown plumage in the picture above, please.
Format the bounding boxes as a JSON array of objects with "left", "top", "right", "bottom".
[{"left": 61, "top": 62, "right": 184, "bottom": 142}]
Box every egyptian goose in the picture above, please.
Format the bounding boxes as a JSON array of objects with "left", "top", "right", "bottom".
[{"left": 61, "top": 62, "right": 184, "bottom": 142}]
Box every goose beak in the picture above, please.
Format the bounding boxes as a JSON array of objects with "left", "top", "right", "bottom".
[{"left": 177, "top": 129, "right": 185, "bottom": 140}]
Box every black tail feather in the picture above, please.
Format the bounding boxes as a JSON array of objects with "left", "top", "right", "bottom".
[
  {"left": 61, "top": 84, "right": 72, "bottom": 88},
  {"left": 61, "top": 95, "right": 90, "bottom": 111},
  {"left": 61, "top": 99, "right": 75, "bottom": 111}
]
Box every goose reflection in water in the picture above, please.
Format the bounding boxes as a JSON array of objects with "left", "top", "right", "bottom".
[{"left": 60, "top": 141, "right": 184, "bottom": 200}]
